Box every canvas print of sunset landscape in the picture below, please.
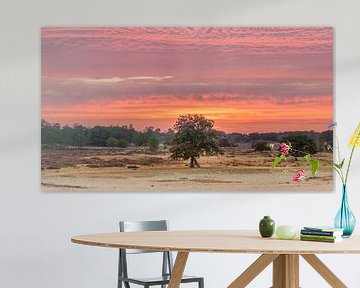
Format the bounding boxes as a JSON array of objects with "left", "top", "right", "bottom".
[{"left": 41, "top": 27, "right": 333, "bottom": 192}]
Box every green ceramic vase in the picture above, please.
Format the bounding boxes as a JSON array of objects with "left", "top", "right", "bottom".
[{"left": 259, "top": 216, "right": 275, "bottom": 238}]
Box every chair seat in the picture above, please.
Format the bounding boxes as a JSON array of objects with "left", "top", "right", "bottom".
[{"left": 119, "top": 275, "right": 202, "bottom": 286}]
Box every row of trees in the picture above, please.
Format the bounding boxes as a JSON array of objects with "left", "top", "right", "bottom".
[
  {"left": 41, "top": 120, "right": 174, "bottom": 150},
  {"left": 42, "top": 116, "right": 333, "bottom": 167},
  {"left": 227, "top": 130, "right": 333, "bottom": 150},
  {"left": 42, "top": 119, "right": 332, "bottom": 150}
]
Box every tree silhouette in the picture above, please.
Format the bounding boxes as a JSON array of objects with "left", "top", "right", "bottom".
[
  {"left": 170, "top": 114, "right": 221, "bottom": 168},
  {"left": 253, "top": 141, "right": 271, "bottom": 151},
  {"left": 149, "top": 134, "right": 160, "bottom": 151}
]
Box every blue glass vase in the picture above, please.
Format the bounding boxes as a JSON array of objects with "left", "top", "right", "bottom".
[{"left": 334, "top": 185, "right": 356, "bottom": 237}]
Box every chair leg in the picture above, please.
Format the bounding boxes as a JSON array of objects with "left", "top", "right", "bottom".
[
  {"left": 118, "top": 250, "right": 123, "bottom": 288},
  {"left": 198, "top": 278, "right": 204, "bottom": 288},
  {"left": 161, "top": 252, "right": 168, "bottom": 288}
]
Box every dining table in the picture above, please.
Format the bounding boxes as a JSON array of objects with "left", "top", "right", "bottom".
[{"left": 71, "top": 230, "right": 360, "bottom": 288}]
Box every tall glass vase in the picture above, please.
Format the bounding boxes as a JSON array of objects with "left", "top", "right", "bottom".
[{"left": 334, "top": 185, "right": 356, "bottom": 237}]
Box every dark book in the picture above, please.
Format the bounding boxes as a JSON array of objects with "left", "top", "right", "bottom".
[{"left": 301, "top": 229, "right": 343, "bottom": 237}]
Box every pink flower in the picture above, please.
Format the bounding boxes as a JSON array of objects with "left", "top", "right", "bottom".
[
  {"left": 293, "top": 169, "right": 305, "bottom": 183},
  {"left": 279, "top": 143, "right": 290, "bottom": 155}
]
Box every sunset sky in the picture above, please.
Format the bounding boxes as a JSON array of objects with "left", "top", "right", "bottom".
[{"left": 41, "top": 27, "right": 333, "bottom": 133}]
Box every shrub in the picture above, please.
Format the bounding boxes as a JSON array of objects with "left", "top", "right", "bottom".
[{"left": 280, "top": 134, "right": 318, "bottom": 157}]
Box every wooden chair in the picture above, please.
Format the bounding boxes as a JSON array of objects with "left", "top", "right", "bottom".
[{"left": 118, "top": 220, "right": 204, "bottom": 288}]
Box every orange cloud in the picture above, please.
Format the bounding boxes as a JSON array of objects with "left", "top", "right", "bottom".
[
  {"left": 42, "top": 95, "right": 332, "bottom": 133},
  {"left": 41, "top": 27, "right": 333, "bottom": 133}
]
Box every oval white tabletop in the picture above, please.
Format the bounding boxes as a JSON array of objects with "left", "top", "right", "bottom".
[{"left": 71, "top": 229, "right": 360, "bottom": 254}]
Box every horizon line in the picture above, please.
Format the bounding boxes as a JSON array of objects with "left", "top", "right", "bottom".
[{"left": 41, "top": 119, "right": 332, "bottom": 135}]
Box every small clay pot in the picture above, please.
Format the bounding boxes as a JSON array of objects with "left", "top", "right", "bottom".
[{"left": 259, "top": 216, "right": 275, "bottom": 238}]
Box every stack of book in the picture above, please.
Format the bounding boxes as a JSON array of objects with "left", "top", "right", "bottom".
[{"left": 300, "top": 226, "right": 344, "bottom": 243}]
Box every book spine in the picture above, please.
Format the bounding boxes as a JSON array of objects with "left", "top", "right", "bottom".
[
  {"left": 301, "top": 230, "right": 336, "bottom": 236},
  {"left": 300, "top": 234, "right": 337, "bottom": 240},
  {"left": 300, "top": 237, "right": 337, "bottom": 243}
]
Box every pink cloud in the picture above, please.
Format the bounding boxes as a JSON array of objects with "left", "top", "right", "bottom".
[{"left": 41, "top": 27, "right": 333, "bottom": 132}]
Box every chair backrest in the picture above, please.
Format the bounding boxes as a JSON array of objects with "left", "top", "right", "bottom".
[
  {"left": 118, "top": 220, "right": 173, "bottom": 283},
  {"left": 119, "top": 220, "right": 169, "bottom": 254}
]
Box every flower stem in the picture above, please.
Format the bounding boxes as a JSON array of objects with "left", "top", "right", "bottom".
[
  {"left": 288, "top": 144, "right": 346, "bottom": 183},
  {"left": 336, "top": 135, "right": 342, "bottom": 165},
  {"left": 345, "top": 145, "right": 356, "bottom": 185},
  {"left": 335, "top": 136, "right": 345, "bottom": 184},
  {"left": 333, "top": 165, "right": 344, "bottom": 182},
  {"left": 345, "top": 130, "right": 360, "bottom": 185}
]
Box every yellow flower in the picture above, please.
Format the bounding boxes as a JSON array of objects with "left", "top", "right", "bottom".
[{"left": 349, "top": 122, "right": 360, "bottom": 147}]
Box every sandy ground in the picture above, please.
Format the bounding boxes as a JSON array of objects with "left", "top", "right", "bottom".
[{"left": 41, "top": 148, "right": 333, "bottom": 192}]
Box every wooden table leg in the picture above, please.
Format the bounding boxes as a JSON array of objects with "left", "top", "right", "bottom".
[
  {"left": 301, "top": 254, "right": 347, "bottom": 288},
  {"left": 228, "top": 254, "right": 279, "bottom": 288},
  {"left": 272, "top": 254, "right": 299, "bottom": 288},
  {"left": 168, "top": 252, "right": 189, "bottom": 288}
]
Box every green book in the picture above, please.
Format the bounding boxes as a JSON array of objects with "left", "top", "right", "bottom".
[
  {"left": 300, "top": 234, "right": 340, "bottom": 240},
  {"left": 300, "top": 235, "right": 342, "bottom": 243}
]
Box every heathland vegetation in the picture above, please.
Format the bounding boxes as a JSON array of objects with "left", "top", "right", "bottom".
[
  {"left": 41, "top": 115, "right": 333, "bottom": 192},
  {"left": 42, "top": 117, "right": 333, "bottom": 154}
]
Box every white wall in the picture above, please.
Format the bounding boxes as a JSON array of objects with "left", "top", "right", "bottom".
[{"left": 1, "top": 0, "right": 360, "bottom": 287}]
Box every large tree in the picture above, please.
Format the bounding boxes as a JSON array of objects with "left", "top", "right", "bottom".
[{"left": 170, "top": 114, "right": 221, "bottom": 168}]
